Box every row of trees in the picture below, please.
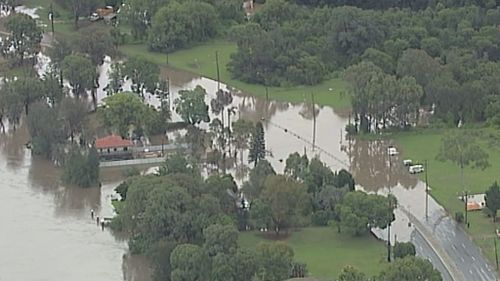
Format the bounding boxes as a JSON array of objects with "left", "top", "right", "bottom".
[{"left": 123, "top": 0, "right": 244, "bottom": 51}]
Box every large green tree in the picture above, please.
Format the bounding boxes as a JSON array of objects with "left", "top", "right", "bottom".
[
  {"left": 62, "top": 54, "right": 96, "bottom": 99},
  {"left": 248, "top": 121, "right": 266, "bottom": 167},
  {"left": 63, "top": 146, "right": 100, "bottom": 187},
  {"left": 148, "top": 1, "right": 218, "bottom": 52},
  {"left": 255, "top": 242, "right": 294, "bottom": 281},
  {"left": 2, "top": 13, "right": 42, "bottom": 64},
  {"left": 175, "top": 85, "right": 210, "bottom": 125},
  {"left": 378, "top": 256, "right": 442, "bottom": 281},
  {"left": 170, "top": 244, "right": 210, "bottom": 281},
  {"left": 122, "top": 57, "right": 160, "bottom": 95},
  {"left": 27, "top": 102, "right": 67, "bottom": 159},
  {"left": 485, "top": 181, "right": 500, "bottom": 221},
  {"left": 257, "top": 175, "right": 310, "bottom": 235},
  {"left": 99, "top": 92, "right": 150, "bottom": 138},
  {"left": 338, "top": 191, "right": 396, "bottom": 236}
]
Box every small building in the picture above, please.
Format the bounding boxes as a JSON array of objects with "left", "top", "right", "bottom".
[
  {"left": 95, "top": 135, "right": 134, "bottom": 160},
  {"left": 459, "top": 193, "right": 486, "bottom": 211}
]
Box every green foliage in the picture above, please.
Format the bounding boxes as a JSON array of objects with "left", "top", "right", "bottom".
[
  {"left": 257, "top": 175, "right": 311, "bottom": 234},
  {"left": 99, "top": 92, "right": 158, "bottom": 138},
  {"left": 485, "top": 181, "right": 500, "bottom": 221},
  {"left": 338, "top": 265, "right": 367, "bottom": 281},
  {"left": 149, "top": 1, "right": 218, "bottom": 52},
  {"left": 59, "top": 97, "right": 88, "bottom": 142},
  {"left": 248, "top": 121, "right": 265, "bottom": 167},
  {"left": 1, "top": 13, "right": 42, "bottom": 63},
  {"left": 203, "top": 224, "right": 238, "bottom": 257},
  {"left": 255, "top": 242, "right": 294, "bottom": 281},
  {"left": 62, "top": 147, "right": 100, "bottom": 187},
  {"left": 27, "top": 102, "right": 66, "bottom": 158},
  {"left": 73, "top": 25, "right": 116, "bottom": 65},
  {"left": 378, "top": 256, "right": 442, "bottom": 281},
  {"left": 338, "top": 191, "right": 396, "bottom": 236},
  {"left": 175, "top": 85, "right": 210, "bottom": 125},
  {"left": 243, "top": 159, "right": 276, "bottom": 202},
  {"left": 121, "top": 57, "right": 160, "bottom": 94},
  {"left": 393, "top": 242, "right": 416, "bottom": 259},
  {"left": 170, "top": 244, "right": 210, "bottom": 281},
  {"left": 62, "top": 54, "right": 96, "bottom": 98}
]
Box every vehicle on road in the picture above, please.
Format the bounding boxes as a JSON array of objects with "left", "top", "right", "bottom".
[
  {"left": 403, "top": 159, "right": 412, "bottom": 166},
  {"left": 388, "top": 146, "right": 398, "bottom": 156}
]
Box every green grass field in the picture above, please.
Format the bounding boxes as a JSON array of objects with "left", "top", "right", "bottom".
[
  {"left": 119, "top": 43, "right": 350, "bottom": 109},
  {"left": 392, "top": 128, "right": 500, "bottom": 265},
  {"left": 239, "top": 227, "right": 387, "bottom": 279}
]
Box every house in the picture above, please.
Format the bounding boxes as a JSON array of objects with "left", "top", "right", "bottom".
[
  {"left": 459, "top": 193, "right": 486, "bottom": 211},
  {"left": 95, "top": 135, "right": 133, "bottom": 160}
]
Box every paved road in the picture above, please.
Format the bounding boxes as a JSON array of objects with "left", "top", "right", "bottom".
[{"left": 412, "top": 230, "right": 453, "bottom": 281}]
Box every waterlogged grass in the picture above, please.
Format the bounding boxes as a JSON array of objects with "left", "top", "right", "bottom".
[
  {"left": 239, "top": 227, "right": 387, "bottom": 279},
  {"left": 120, "top": 42, "right": 350, "bottom": 109},
  {"left": 392, "top": 127, "right": 500, "bottom": 268}
]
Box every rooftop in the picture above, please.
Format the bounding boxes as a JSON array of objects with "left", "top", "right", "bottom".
[{"left": 95, "top": 135, "right": 133, "bottom": 149}]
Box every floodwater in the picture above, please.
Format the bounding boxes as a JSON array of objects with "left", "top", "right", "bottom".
[{"left": 1, "top": 34, "right": 494, "bottom": 280}]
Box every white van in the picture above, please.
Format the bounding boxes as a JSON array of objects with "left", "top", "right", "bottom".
[
  {"left": 388, "top": 147, "right": 398, "bottom": 156},
  {"left": 409, "top": 164, "right": 424, "bottom": 174}
]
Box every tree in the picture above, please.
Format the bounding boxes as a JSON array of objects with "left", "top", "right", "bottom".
[
  {"left": 378, "top": 256, "right": 442, "bottom": 281},
  {"left": 170, "top": 244, "right": 210, "bottom": 281},
  {"left": 243, "top": 159, "right": 276, "bottom": 202},
  {"left": 396, "top": 49, "right": 441, "bottom": 94},
  {"left": 393, "top": 242, "right": 416, "bottom": 259},
  {"left": 67, "top": 0, "right": 99, "bottom": 28},
  {"left": 27, "top": 102, "right": 67, "bottom": 159},
  {"left": 59, "top": 97, "right": 88, "bottom": 142},
  {"left": 338, "top": 191, "right": 396, "bottom": 236},
  {"left": 234, "top": 248, "right": 258, "bottom": 281},
  {"left": 485, "top": 182, "right": 500, "bottom": 221},
  {"left": 255, "top": 242, "right": 294, "bottom": 281},
  {"left": 106, "top": 62, "right": 124, "bottom": 96},
  {"left": 2, "top": 13, "right": 42, "bottom": 64},
  {"left": 231, "top": 119, "right": 254, "bottom": 165},
  {"left": 122, "top": 57, "right": 160, "bottom": 95},
  {"left": 259, "top": 175, "right": 310, "bottom": 235},
  {"left": 73, "top": 25, "right": 116, "bottom": 65},
  {"left": 203, "top": 224, "right": 238, "bottom": 257},
  {"left": 11, "top": 76, "right": 43, "bottom": 115},
  {"left": 175, "top": 86, "right": 210, "bottom": 125},
  {"left": 248, "top": 121, "right": 265, "bottom": 167},
  {"left": 284, "top": 152, "right": 309, "bottom": 180},
  {"left": 0, "top": 78, "right": 23, "bottom": 130},
  {"left": 99, "top": 92, "right": 150, "bottom": 138},
  {"left": 63, "top": 147, "right": 100, "bottom": 187},
  {"left": 62, "top": 54, "right": 96, "bottom": 98},
  {"left": 338, "top": 265, "right": 367, "bottom": 281},
  {"left": 437, "top": 131, "right": 490, "bottom": 196},
  {"left": 42, "top": 66, "right": 64, "bottom": 105},
  {"left": 122, "top": 0, "right": 169, "bottom": 40},
  {"left": 149, "top": 1, "right": 218, "bottom": 52}
]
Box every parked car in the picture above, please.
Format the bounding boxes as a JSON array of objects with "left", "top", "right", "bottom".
[
  {"left": 388, "top": 146, "right": 398, "bottom": 156},
  {"left": 409, "top": 164, "right": 424, "bottom": 174},
  {"left": 403, "top": 159, "right": 412, "bottom": 166}
]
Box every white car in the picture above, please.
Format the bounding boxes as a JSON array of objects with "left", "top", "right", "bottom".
[
  {"left": 388, "top": 147, "right": 398, "bottom": 156},
  {"left": 409, "top": 164, "right": 424, "bottom": 174},
  {"left": 403, "top": 159, "right": 412, "bottom": 166}
]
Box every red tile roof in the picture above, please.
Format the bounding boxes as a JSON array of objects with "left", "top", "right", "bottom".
[{"left": 95, "top": 135, "right": 133, "bottom": 149}]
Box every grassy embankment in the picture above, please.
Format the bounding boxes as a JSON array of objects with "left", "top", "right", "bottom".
[
  {"left": 391, "top": 127, "right": 500, "bottom": 265},
  {"left": 239, "top": 227, "right": 387, "bottom": 280}
]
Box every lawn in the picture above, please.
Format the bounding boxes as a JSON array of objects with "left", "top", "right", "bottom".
[
  {"left": 119, "top": 43, "right": 350, "bottom": 109},
  {"left": 239, "top": 227, "right": 387, "bottom": 279},
  {"left": 392, "top": 127, "right": 500, "bottom": 266}
]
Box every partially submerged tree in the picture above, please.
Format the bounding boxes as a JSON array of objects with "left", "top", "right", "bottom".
[
  {"left": 248, "top": 121, "right": 265, "bottom": 167},
  {"left": 62, "top": 54, "right": 96, "bottom": 98},
  {"left": 175, "top": 85, "right": 210, "bottom": 126},
  {"left": 2, "top": 13, "right": 42, "bottom": 64}
]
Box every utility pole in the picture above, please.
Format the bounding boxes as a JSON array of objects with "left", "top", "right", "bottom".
[
  {"left": 495, "top": 237, "right": 499, "bottom": 270},
  {"left": 265, "top": 86, "right": 269, "bottom": 102},
  {"left": 425, "top": 159, "right": 429, "bottom": 221},
  {"left": 49, "top": 3, "right": 54, "bottom": 33},
  {"left": 464, "top": 190, "right": 469, "bottom": 227},
  {"left": 215, "top": 51, "right": 220, "bottom": 92},
  {"left": 387, "top": 150, "right": 392, "bottom": 263},
  {"left": 311, "top": 92, "right": 316, "bottom": 151}
]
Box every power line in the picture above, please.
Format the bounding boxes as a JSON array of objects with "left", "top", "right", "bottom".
[{"left": 263, "top": 118, "right": 349, "bottom": 169}]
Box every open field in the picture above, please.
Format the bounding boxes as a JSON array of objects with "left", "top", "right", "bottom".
[
  {"left": 239, "top": 227, "right": 387, "bottom": 279},
  {"left": 392, "top": 128, "right": 500, "bottom": 265}
]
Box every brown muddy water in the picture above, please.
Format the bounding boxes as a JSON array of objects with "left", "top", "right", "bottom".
[{"left": 0, "top": 54, "right": 455, "bottom": 280}]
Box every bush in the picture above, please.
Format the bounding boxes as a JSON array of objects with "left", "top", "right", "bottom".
[
  {"left": 393, "top": 242, "right": 416, "bottom": 259},
  {"left": 311, "top": 210, "right": 331, "bottom": 226},
  {"left": 455, "top": 211, "right": 464, "bottom": 223},
  {"left": 62, "top": 147, "right": 100, "bottom": 187}
]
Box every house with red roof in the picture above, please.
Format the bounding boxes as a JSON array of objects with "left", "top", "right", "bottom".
[{"left": 95, "top": 135, "right": 134, "bottom": 160}]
